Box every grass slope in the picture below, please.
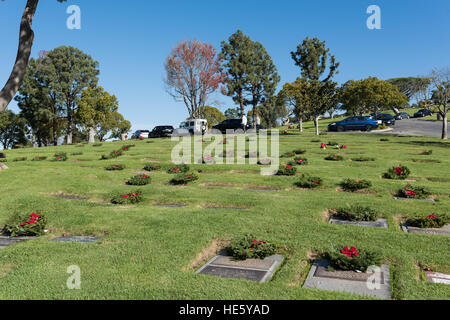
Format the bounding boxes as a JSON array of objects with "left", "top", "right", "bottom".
[{"left": 0, "top": 132, "right": 449, "bottom": 300}]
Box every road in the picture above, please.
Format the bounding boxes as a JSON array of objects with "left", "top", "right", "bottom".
[{"left": 373, "top": 119, "right": 449, "bottom": 138}]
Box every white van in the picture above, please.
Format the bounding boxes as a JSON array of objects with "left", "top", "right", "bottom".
[{"left": 179, "top": 119, "right": 208, "bottom": 135}]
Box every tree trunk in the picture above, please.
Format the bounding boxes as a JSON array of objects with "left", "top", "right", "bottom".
[
  {"left": 252, "top": 105, "right": 257, "bottom": 129},
  {"left": 66, "top": 99, "right": 73, "bottom": 145},
  {"left": 298, "top": 117, "right": 303, "bottom": 133},
  {"left": 88, "top": 127, "right": 95, "bottom": 143},
  {"left": 0, "top": 0, "right": 39, "bottom": 112},
  {"left": 314, "top": 116, "right": 320, "bottom": 136},
  {"left": 442, "top": 113, "right": 448, "bottom": 140}
]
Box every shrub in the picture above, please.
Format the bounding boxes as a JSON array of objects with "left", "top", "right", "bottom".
[
  {"left": 277, "top": 165, "right": 297, "bottom": 176},
  {"left": 32, "top": 156, "right": 47, "bottom": 161},
  {"left": 167, "top": 164, "right": 190, "bottom": 174},
  {"left": 3, "top": 212, "right": 47, "bottom": 237},
  {"left": 293, "top": 149, "right": 307, "bottom": 155},
  {"left": 170, "top": 172, "right": 199, "bottom": 185},
  {"left": 324, "top": 154, "right": 344, "bottom": 161},
  {"left": 13, "top": 157, "right": 27, "bottom": 162},
  {"left": 333, "top": 206, "right": 379, "bottom": 222},
  {"left": 111, "top": 191, "right": 143, "bottom": 204},
  {"left": 288, "top": 157, "right": 308, "bottom": 166},
  {"left": 340, "top": 179, "right": 372, "bottom": 192},
  {"left": 396, "top": 184, "right": 431, "bottom": 199},
  {"left": 127, "top": 174, "right": 151, "bottom": 186},
  {"left": 323, "top": 246, "right": 383, "bottom": 272},
  {"left": 295, "top": 174, "right": 323, "bottom": 188},
  {"left": 54, "top": 152, "right": 68, "bottom": 162},
  {"left": 105, "top": 164, "right": 125, "bottom": 171},
  {"left": 225, "top": 234, "right": 277, "bottom": 261},
  {"left": 406, "top": 214, "right": 449, "bottom": 229},
  {"left": 420, "top": 150, "right": 433, "bottom": 155},
  {"left": 383, "top": 165, "right": 410, "bottom": 180},
  {"left": 351, "top": 157, "right": 375, "bottom": 162},
  {"left": 143, "top": 163, "right": 161, "bottom": 171}
]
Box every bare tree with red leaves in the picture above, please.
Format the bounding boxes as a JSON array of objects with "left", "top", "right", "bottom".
[{"left": 164, "top": 40, "right": 225, "bottom": 119}]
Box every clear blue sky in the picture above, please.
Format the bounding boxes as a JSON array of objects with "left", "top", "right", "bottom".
[{"left": 1, "top": 0, "right": 449, "bottom": 132}]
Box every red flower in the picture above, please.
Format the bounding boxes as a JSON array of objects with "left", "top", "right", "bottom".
[
  {"left": 114, "top": 165, "right": 119, "bottom": 168},
  {"left": 340, "top": 246, "right": 359, "bottom": 258},
  {"left": 341, "top": 145, "right": 348, "bottom": 149},
  {"left": 427, "top": 215, "right": 436, "bottom": 220},
  {"left": 394, "top": 167, "right": 404, "bottom": 176},
  {"left": 286, "top": 165, "right": 293, "bottom": 169},
  {"left": 142, "top": 175, "right": 148, "bottom": 179},
  {"left": 321, "top": 143, "right": 327, "bottom": 149},
  {"left": 405, "top": 188, "right": 416, "bottom": 197},
  {"left": 57, "top": 157, "right": 61, "bottom": 160},
  {"left": 252, "top": 240, "right": 267, "bottom": 244},
  {"left": 173, "top": 168, "right": 180, "bottom": 172},
  {"left": 312, "top": 180, "right": 319, "bottom": 185},
  {"left": 122, "top": 194, "right": 130, "bottom": 199},
  {"left": 132, "top": 193, "right": 141, "bottom": 197},
  {"left": 297, "top": 159, "right": 303, "bottom": 163}
]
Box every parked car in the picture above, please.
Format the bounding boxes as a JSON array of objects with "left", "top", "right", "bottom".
[
  {"left": 150, "top": 125, "right": 174, "bottom": 138},
  {"left": 179, "top": 119, "right": 208, "bottom": 135},
  {"left": 328, "top": 116, "right": 379, "bottom": 132},
  {"left": 395, "top": 112, "right": 411, "bottom": 120},
  {"left": 370, "top": 113, "right": 396, "bottom": 126},
  {"left": 131, "top": 130, "right": 150, "bottom": 139},
  {"left": 414, "top": 109, "right": 433, "bottom": 118},
  {"left": 212, "top": 119, "right": 247, "bottom": 133}
]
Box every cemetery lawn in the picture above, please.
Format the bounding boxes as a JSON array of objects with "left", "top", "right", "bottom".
[{"left": 0, "top": 132, "right": 449, "bottom": 300}]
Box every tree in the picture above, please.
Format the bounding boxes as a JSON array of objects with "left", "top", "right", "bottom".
[
  {"left": 196, "top": 106, "right": 225, "bottom": 128},
  {"left": 278, "top": 79, "right": 309, "bottom": 132},
  {"left": 220, "top": 30, "right": 253, "bottom": 117},
  {"left": 243, "top": 41, "right": 280, "bottom": 129},
  {"left": 290, "top": 37, "right": 339, "bottom": 135},
  {"left": 77, "top": 86, "right": 121, "bottom": 143},
  {"left": 40, "top": 46, "right": 99, "bottom": 144},
  {"left": 258, "top": 96, "right": 287, "bottom": 129},
  {"left": 0, "top": 110, "right": 28, "bottom": 149},
  {"left": 341, "top": 77, "right": 408, "bottom": 116},
  {"left": 224, "top": 108, "right": 240, "bottom": 119},
  {"left": 0, "top": 0, "right": 67, "bottom": 113},
  {"left": 430, "top": 67, "right": 450, "bottom": 140},
  {"left": 15, "top": 55, "right": 65, "bottom": 146},
  {"left": 387, "top": 77, "right": 431, "bottom": 109},
  {"left": 164, "top": 40, "right": 225, "bottom": 119}
]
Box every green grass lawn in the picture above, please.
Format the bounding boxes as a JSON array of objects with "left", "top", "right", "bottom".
[{"left": 0, "top": 132, "right": 449, "bottom": 300}]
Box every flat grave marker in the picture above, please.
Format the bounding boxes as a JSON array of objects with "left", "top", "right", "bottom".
[
  {"left": 425, "top": 271, "right": 450, "bottom": 285},
  {"left": 196, "top": 253, "right": 284, "bottom": 283},
  {"left": 303, "top": 260, "right": 391, "bottom": 299},
  {"left": 329, "top": 218, "right": 388, "bottom": 228},
  {"left": 51, "top": 236, "right": 101, "bottom": 243},
  {"left": 0, "top": 232, "right": 41, "bottom": 249},
  {"left": 401, "top": 222, "right": 450, "bottom": 236}
]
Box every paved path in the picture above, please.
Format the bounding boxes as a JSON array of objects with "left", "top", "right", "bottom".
[{"left": 372, "top": 119, "right": 449, "bottom": 138}]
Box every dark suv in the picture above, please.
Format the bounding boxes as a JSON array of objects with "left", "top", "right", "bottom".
[
  {"left": 212, "top": 119, "right": 246, "bottom": 133},
  {"left": 150, "top": 126, "right": 174, "bottom": 138},
  {"left": 414, "top": 109, "right": 433, "bottom": 118}
]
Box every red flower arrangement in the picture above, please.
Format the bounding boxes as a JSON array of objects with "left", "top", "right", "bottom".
[
  {"left": 404, "top": 188, "right": 416, "bottom": 197},
  {"left": 427, "top": 215, "right": 437, "bottom": 220},
  {"left": 282, "top": 130, "right": 288, "bottom": 135},
  {"left": 112, "top": 191, "right": 143, "bottom": 204},
  {"left": 20, "top": 213, "right": 41, "bottom": 226},
  {"left": 340, "top": 145, "right": 348, "bottom": 149},
  {"left": 320, "top": 143, "right": 327, "bottom": 149},
  {"left": 394, "top": 167, "right": 404, "bottom": 176},
  {"left": 340, "top": 246, "right": 360, "bottom": 258}
]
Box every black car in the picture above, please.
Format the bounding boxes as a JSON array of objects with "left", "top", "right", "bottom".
[
  {"left": 150, "top": 126, "right": 174, "bottom": 138},
  {"left": 212, "top": 119, "right": 246, "bottom": 133},
  {"left": 414, "top": 109, "right": 433, "bottom": 118},
  {"left": 372, "top": 113, "right": 396, "bottom": 126},
  {"left": 395, "top": 112, "right": 410, "bottom": 120}
]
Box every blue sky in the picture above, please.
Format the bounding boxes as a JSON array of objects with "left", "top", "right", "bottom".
[{"left": 1, "top": 0, "right": 449, "bottom": 132}]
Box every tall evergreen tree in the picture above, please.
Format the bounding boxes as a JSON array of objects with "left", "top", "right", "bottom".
[{"left": 290, "top": 37, "right": 339, "bottom": 135}]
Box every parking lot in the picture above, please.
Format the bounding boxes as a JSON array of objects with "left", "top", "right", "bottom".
[{"left": 374, "top": 118, "right": 449, "bottom": 138}]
